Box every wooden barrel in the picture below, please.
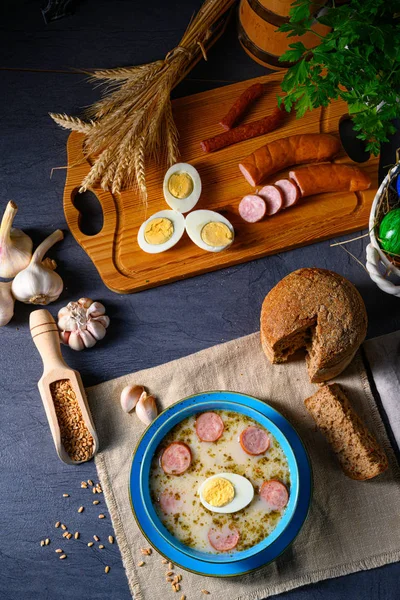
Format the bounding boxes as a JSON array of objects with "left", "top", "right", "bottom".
[{"left": 238, "top": 0, "right": 330, "bottom": 70}]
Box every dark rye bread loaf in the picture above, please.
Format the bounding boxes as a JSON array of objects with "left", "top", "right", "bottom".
[
  {"left": 260, "top": 268, "right": 367, "bottom": 383},
  {"left": 305, "top": 384, "right": 388, "bottom": 480}
]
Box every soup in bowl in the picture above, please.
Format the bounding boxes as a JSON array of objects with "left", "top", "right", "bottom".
[{"left": 130, "top": 392, "right": 312, "bottom": 575}]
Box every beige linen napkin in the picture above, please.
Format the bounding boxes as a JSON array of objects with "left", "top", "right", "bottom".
[{"left": 87, "top": 333, "right": 400, "bottom": 600}]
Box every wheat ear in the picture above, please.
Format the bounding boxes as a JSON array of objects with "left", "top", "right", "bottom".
[{"left": 49, "top": 113, "right": 94, "bottom": 134}]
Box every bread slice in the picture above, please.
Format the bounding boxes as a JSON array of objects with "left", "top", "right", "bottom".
[
  {"left": 304, "top": 383, "right": 388, "bottom": 480},
  {"left": 260, "top": 268, "right": 367, "bottom": 383}
]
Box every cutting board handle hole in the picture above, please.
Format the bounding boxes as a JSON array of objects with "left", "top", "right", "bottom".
[
  {"left": 72, "top": 190, "right": 104, "bottom": 237},
  {"left": 339, "top": 116, "right": 370, "bottom": 164}
]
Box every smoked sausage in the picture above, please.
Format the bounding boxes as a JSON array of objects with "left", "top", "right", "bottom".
[
  {"left": 239, "top": 426, "right": 270, "bottom": 455},
  {"left": 208, "top": 524, "right": 240, "bottom": 551},
  {"left": 219, "top": 83, "right": 265, "bottom": 130},
  {"left": 258, "top": 185, "right": 283, "bottom": 215},
  {"left": 160, "top": 442, "right": 192, "bottom": 475},
  {"left": 289, "top": 163, "right": 372, "bottom": 196},
  {"left": 238, "top": 194, "right": 266, "bottom": 222},
  {"left": 274, "top": 179, "right": 301, "bottom": 208},
  {"left": 239, "top": 134, "right": 341, "bottom": 186},
  {"left": 201, "top": 107, "right": 285, "bottom": 153},
  {"left": 195, "top": 412, "right": 224, "bottom": 442},
  {"left": 260, "top": 480, "right": 289, "bottom": 511}
]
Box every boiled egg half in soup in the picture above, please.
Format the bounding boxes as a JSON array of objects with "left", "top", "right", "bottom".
[
  {"left": 185, "top": 210, "right": 234, "bottom": 252},
  {"left": 137, "top": 210, "right": 185, "bottom": 254},
  {"left": 198, "top": 473, "right": 254, "bottom": 514},
  {"left": 163, "top": 163, "right": 202, "bottom": 213}
]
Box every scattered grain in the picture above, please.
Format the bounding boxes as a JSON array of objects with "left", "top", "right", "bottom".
[
  {"left": 55, "top": 522, "right": 61, "bottom": 528},
  {"left": 180, "top": 595, "right": 186, "bottom": 600},
  {"left": 166, "top": 571, "right": 174, "bottom": 576},
  {"left": 92, "top": 487, "right": 97, "bottom": 494},
  {"left": 175, "top": 584, "right": 181, "bottom": 592},
  {"left": 40, "top": 540, "right": 45, "bottom": 547},
  {"left": 45, "top": 538, "right": 50, "bottom": 546},
  {"left": 63, "top": 493, "right": 70, "bottom": 497},
  {"left": 74, "top": 532, "right": 80, "bottom": 540},
  {"left": 88, "top": 479, "right": 94, "bottom": 486},
  {"left": 169, "top": 562, "right": 174, "bottom": 570},
  {"left": 162, "top": 559, "right": 168, "bottom": 564},
  {"left": 93, "top": 500, "right": 100, "bottom": 505},
  {"left": 99, "top": 544, "right": 105, "bottom": 549},
  {"left": 108, "top": 536, "right": 114, "bottom": 544},
  {"left": 61, "top": 524, "right": 67, "bottom": 530},
  {"left": 78, "top": 506, "right": 84, "bottom": 513},
  {"left": 87, "top": 542, "right": 94, "bottom": 547},
  {"left": 93, "top": 535, "right": 100, "bottom": 542},
  {"left": 50, "top": 379, "right": 94, "bottom": 462},
  {"left": 62, "top": 532, "right": 69, "bottom": 538},
  {"left": 138, "top": 561, "right": 145, "bottom": 567},
  {"left": 66, "top": 533, "right": 72, "bottom": 540},
  {"left": 105, "top": 566, "right": 110, "bottom": 574},
  {"left": 98, "top": 514, "right": 105, "bottom": 519},
  {"left": 201, "top": 591, "right": 210, "bottom": 595},
  {"left": 55, "top": 549, "right": 63, "bottom": 553},
  {"left": 59, "top": 554, "right": 67, "bottom": 560}
]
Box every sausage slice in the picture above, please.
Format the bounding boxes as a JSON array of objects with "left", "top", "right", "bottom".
[
  {"left": 274, "top": 179, "right": 301, "bottom": 208},
  {"left": 260, "top": 480, "right": 289, "bottom": 511},
  {"left": 208, "top": 524, "right": 240, "bottom": 551},
  {"left": 159, "top": 489, "right": 184, "bottom": 515},
  {"left": 239, "top": 426, "right": 270, "bottom": 455},
  {"left": 160, "top": 442, "right": 192, "bottom": 475},
  {"left": 196, "top": 412, "right": 224, "bottom": 442},
  {"left": 239, "top": 194, "right": 266, "bottom": 223},
  {"left": 258, "top": 185, "right": 283, "bottom": 215}
]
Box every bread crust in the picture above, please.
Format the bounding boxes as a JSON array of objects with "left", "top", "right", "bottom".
[{"left": 260, "top": 268, "right": 367, "bottom": 382}]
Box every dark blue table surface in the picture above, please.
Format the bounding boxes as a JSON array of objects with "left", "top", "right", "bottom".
[{"left": 1, "top": 1, "right": 399, "bottom": 598}]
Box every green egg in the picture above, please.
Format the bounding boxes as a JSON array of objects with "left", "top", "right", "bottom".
[{"left": 379, "top": 208, "right": 400, "bottom": 255}]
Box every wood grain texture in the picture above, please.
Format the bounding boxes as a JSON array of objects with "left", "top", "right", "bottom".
[
  {"left": 1, "top": 1, "right": 400, "bottom": 599},
  {"left": 64, "top": 72, "right": 379, "bottom": 293}
]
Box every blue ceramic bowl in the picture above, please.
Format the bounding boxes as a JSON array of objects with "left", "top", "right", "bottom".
[{"left": 130, "top": 391, "right": 312, "bottom": 577}]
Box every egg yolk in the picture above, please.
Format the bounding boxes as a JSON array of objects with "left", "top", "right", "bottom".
[
  {"left": 201, "top": 222, "right": 233, "bottom": 247},
  {"left": 144, "top": 217, "right": 174, "bottom": 245},
  {"left": 202, "top": 477, "right": 235, "bottom": 507},
  {"left": 168, "top": 172, "right": 194, "bottom": 199}
]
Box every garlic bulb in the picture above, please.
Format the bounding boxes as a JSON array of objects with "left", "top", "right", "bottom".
[
  {"left": 0, "top": 201, "right": 33, "bottom": 278},
  {"left": 136, "top": 393, "right": 158, "bottom": 426},
  {"left": 120, "top": 385, "right": 145, "bottom": 413},
  {"left": 11, "top": 229, "right": 64, "bottom": 305},
  {"left": 57, "top": 297, "right": 109, "bottom": 351},
  {"left": 0, "top": 281, "right": 15, "bottom": 326}
]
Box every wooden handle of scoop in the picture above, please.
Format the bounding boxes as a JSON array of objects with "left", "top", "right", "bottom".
[{"left": 30, "top": 309, "right": 67, "bottom": 372}]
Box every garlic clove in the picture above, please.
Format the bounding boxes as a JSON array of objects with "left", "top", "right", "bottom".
[
  {"left": 92, "top": 314, "right": 110, "bottom": 329},
  {"left": 60, "top": 330, "right": 71, "bottom": 345},
  {"left": 86, "top": 301, "right": 105, "bottom": 318},
  {"left": 136, "top": 393, "right": 158, "bottom": 426},
  {"left": 120, "top": 385, "right": 145, "bottom": 413},
  {"left": 68, "top": 330, "right": 85, "bottom": 351},
  {"left": 0, "top": 201, "right": 33, "bottom": 278},
  {"left": 79, "top": 329, "right": 97, "bottom": 348},
  {"left": 58, "top": 314, "right": 80, "bottom": 331},
  {"left": 58, "top": 306, "right": 70, "bottom": 319},
  {"left": 78, "top": 297, "right": 93, "bottom": 308},
  {"left": 0, "top": 281, "right": 15, "bottom": 327},
  {"left": 86, "top": 320, "right": 106, "bottom": 341}
]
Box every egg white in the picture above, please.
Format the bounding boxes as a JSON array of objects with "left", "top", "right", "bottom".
[
  {"left": 185, "top": 210, "right": 235, "bottom": 253},
  {"left": 137, "top": 210, "right": 185, "bottom": 254},
  {"left": 198, "top": 473, "right": 254, "bottom": 514},
  {"left": 163, "top": 163, "right": 202, "bottom": 213}
]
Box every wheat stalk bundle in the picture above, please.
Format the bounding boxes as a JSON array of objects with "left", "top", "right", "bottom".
[{"left": 50, "top": 0, "right": 235, "bottom": 200}]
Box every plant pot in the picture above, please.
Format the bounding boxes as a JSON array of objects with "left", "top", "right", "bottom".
[{"left": 366, "top": 163, "right": 400, "bottom": 297}]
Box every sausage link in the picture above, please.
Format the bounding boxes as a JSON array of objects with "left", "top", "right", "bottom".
[
  {"left": 201, "top": 107, "right": 285, "bottom": 153},
  {"left": 289, "top": 163, "right": 372, "bottom": 196},
  {"left": 219, "top": 83, "right": 265, "bottom": 130}
]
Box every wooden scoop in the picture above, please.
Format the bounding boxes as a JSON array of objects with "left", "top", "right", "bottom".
[{"left": 30, "top": 309, "right": 99, "bottom": 465}]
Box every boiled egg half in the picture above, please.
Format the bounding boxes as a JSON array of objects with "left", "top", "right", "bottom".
[
  {"left": 185, "top": 210, "right": 234, "bottom": 252},
  {"left": 163, "top": 163, "right": 202, "bottom": 213},
  {"left": 137, "top": 210, "right": 185, "bottom": 254},
  {"left": 198, "top": 473, "right": 254, "bottom": 514}
]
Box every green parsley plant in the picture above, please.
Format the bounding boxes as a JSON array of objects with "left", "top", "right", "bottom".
[{"left": 278, "top": 0, "right": 400, "bottom": 155}]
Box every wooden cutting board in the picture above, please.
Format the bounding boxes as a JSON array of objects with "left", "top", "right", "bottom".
[{"left": 63, "top": 71, "right": 378, "bottom": 294}]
